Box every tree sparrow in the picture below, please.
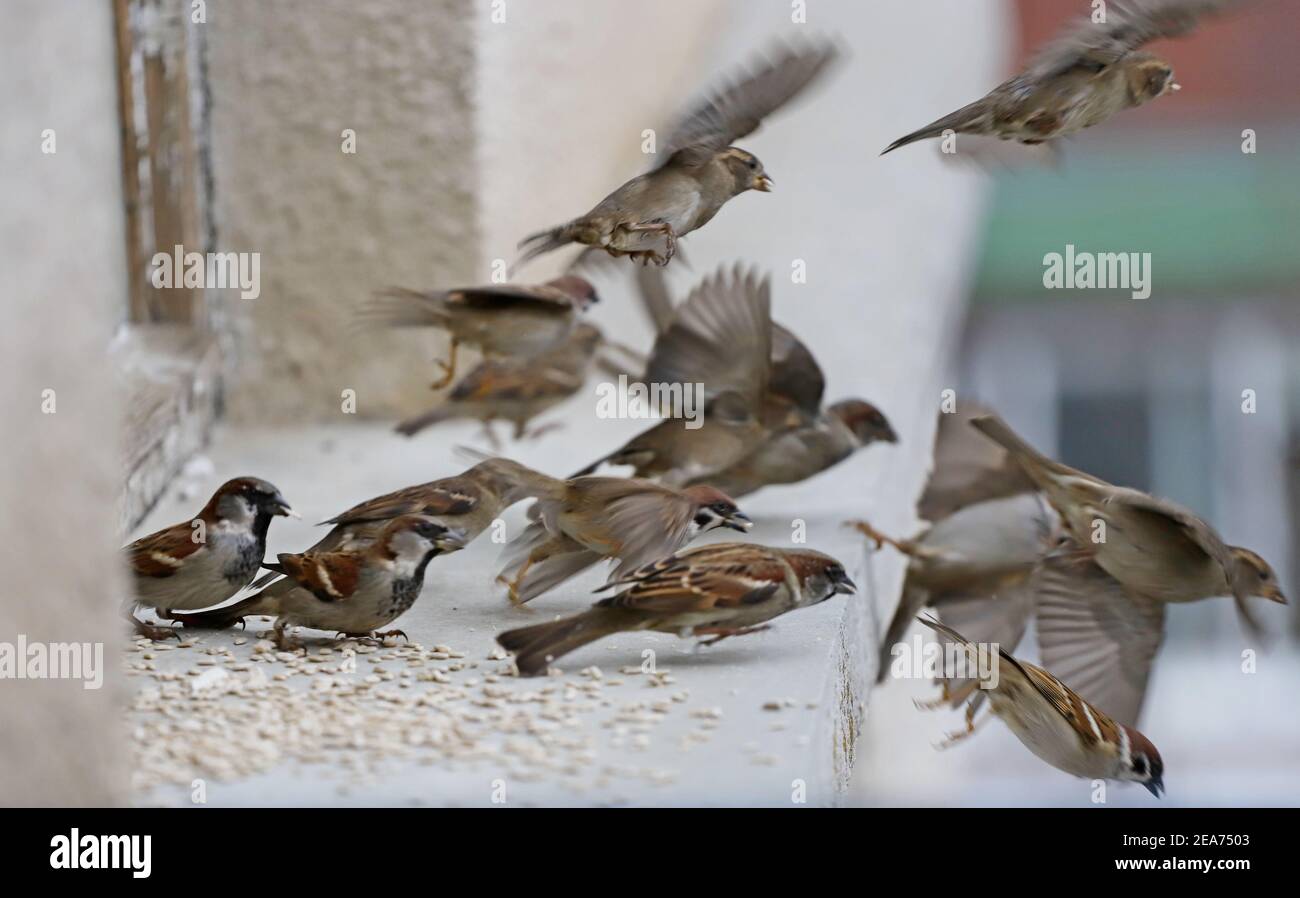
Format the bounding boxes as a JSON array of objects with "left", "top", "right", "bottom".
[
  {"left": 496, "top": 476, "right": 751, "bottom": 605},
  {"left": 123, "top": 477, "right": 294, "bottom": 639},
  {"left": 514, "top": 38, "right": 838, "bottom": 269},
  {"left": 918, "top": 616, "right": 1165, "bottom": 798},
  {"left": 883, "top": 0, "right": 1249, "bottom": 154},
  {"left": 175, "top": 516, "right": 465, "bottom": 647},
  {"left": 497, "top": 542, "right": 855, "bottom": 676},
  {"left": 360, "top": 275, "right": 599, "bottom": 388}
]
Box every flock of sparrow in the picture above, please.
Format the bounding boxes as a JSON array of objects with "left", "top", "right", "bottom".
[{"left": 122, "top": 1, "right": 1281, "bottom": 799}]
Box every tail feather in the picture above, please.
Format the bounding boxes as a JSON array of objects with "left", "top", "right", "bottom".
[
  {"left": 171, "top": 592, "right": 280, "bottom": 630},
  {"left": 357, "top": 288, "right": 450, "bottom": 329},
  {"left": 395, "top": 406, "right": 454, "bottom": 437},
  {"left": 968, "top": 415, "right": 1073, "bottom": 484},
  {"left": 881, "top": 103, "right": 986, "bottom": 156},
  {"left": 496, "top": 607, "right": 635, "bottom": 676},
  {"left": 511, "top": 226, "right": 574, "bottom": 276}
]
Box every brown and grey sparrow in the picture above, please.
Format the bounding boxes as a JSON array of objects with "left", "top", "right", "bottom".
[
  {"left": 123, "top": 477, "right": 294, "bottom": 639},
  {"left": 883, "top": 0, "right": 1249, "bottom": 154},
  {"left": 395, "top": 323, "right": 604, "bottom": 445},
  {"left": 496, "top": 476, "right": 751, "bottom": 605},
  {"left": 175, "top": 516, "right": 465, "bottom": 646},
  {"left": 360, "top": 275, "right": 599, "bottom": 388},
  {"left": 514, "top": 39, "right": 839, "bottom": 269},
  {"left": 497, "top": 542, "right": 855, "bottom": 676},
  {"left": 918, "top": 616, "right": 1165, "bottom": 797}
]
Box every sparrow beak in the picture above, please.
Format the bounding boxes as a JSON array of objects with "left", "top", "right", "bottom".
[
  {"left": 881, "top": 425, "right": 900, "bottom": 445},
  {"left": 435, "top": 528, "right": 468, "bottom": 553},
  {"left": 723, "top": 511, "right": 753, "bottom": 532},
  {"left": 833, "top": 574, "right": 857, "bottom": 595},
  {"left": 1143, "top": 777, "right": 1164, "bottom": 799},
  {"left": 272, "top": 496, "right": 299, "bottom": 518},
  {"left": 1262, "top": 584, "right": 1288, "bottom": 604},
  {"left": 753, "top": 174, "right": 774, "bottom": 192},
  {"left": 1168, "top": 82, "right": 1182, "bottom": 93}
]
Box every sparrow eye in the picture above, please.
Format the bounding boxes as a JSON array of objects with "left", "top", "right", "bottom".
[
  {"left": 746, "top": 158, "right": 757, "bottom": 170},
  {"left": 1133, "top": 756, "right": 1148, "bottom": 776}
]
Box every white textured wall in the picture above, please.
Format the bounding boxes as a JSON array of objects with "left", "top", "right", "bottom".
[{"left": 0, "top": 1, "right": 130, "bottom": 806}]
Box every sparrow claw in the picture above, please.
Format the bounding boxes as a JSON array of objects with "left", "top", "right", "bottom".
[
  {"left": 131, "top": 617, "right": 181, "bottom": 641},
  {"left": 373, "top": 628, "right": 409, "bottom": 643}
]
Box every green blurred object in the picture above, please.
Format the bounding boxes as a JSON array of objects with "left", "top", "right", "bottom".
[{"left": 972, "top": 134, "right": 1300, "bottom": 303}]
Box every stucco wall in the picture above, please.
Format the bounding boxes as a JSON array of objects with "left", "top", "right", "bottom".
[{"left": 0, "top": 1, "right": 130, "bottom": 806}]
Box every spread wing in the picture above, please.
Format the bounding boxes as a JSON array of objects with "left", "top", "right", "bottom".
[
  {"left": 589, "top": 481, "right": 701, "bottom": 578},
  {"left": 1032, "top": 548, "right": 1165, "bottom": 727},
  {"left": 657, "top": 38, "right": 839, "bottom": 169},
  {"left": 125, "top": 520, "right": 207, "bottom": 578},
  {"left": 1028, "top": 0, "right": 1247, "bottom": 80},
  {"left": 768, "top": 324, "right": 826, "bottom": 414},
  {"left": 601, "top": 544, "right": 786, "bottom": 614},
  {"left": 323, "top": 480, "right": 478, "bottom": 526},
  {"left": 361, "top": 283, "right": 575, "bottom": 327},
  {"left": 917, "top": 402, "right": 1036, "bottom": 522},
  {"left": 644, "top": 265, "right": 772, "bottom": 412}
]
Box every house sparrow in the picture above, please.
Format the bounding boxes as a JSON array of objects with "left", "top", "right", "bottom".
[
  {"left": 496, "top": 476, "right": 752, "bottom": 605},
  {"left": 631, "top": 264, "right": 895, "bottom": 495},
  {"left": 916, "top": 401, "right": 1036, "bottom": 523},
  {"left": 175, "top": 517, "right": 466, "bottom": 647},
  {"left": 698, "top": 400, "right": 897, "bottom": 498},
  {"left": 883, "top": 0, "right": 1249, "bottom": 154},
  {"left": 395, "top": 323, "right": 605, "bottom": 445},
  {"left": 917, "top": 616, "right": 1165, "bottom": 798},
  {"left": 576, "top": 265, "right": 808, "bottom": 486},
  {"left": 123, "top": 477, "right": 294, "bottom": 639},
  {"left": 497, "top": 542, "right": 855, "bottom": 676},
  {"left": 971, "top": 414, "right": 1286, "bottom": 615},
  {"left": 360, "top": 275, "right": 599, "bottom": 388},
  {"left": 514, "top": 38, "right": 838, "bottom": 269},
  {"left": 851, "top": 492, "right": 1060, "bottom": 685}
]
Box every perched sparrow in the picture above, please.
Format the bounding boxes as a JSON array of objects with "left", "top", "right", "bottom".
[
  {"left": 496, "top": 476, "right": 752, "bottom": 605},
  {"left": 175, "top": 517, "right": 466, "bottom": 647},
  {"left": 576, "top": 266, "right": 806, "bottom": 486},
  {"left": 699, "top": 399, "right": 897, "bottom": 498},
  {"left": 851, "top": 492, "right": 1060, "bottom": 685},
  {"left": 123, "top": 477, "right": 294, "bottom": 639},
  {"left": 497, "top": 543, "right": 855, "bottom": 676},
  {"left": 360, "top": 275, "right": 599, "bottom": 388},
  {"left": 514, "top": 39, "right": 838, "bottom": 269},
  {"left": 883, "top": 0, "right": 1249, "bottom": 154},
  {"left": 395, "top": 323, "right": 604, "bottom": 445},
  {"left": 917, "top": 616, "right": 1165, "bottom": 798},
  {"left": 629, "top": 263, "right": 897, "bottom": 495},
  {"left": 916, "top": 401, "right": 1036, "bottom": 523}
]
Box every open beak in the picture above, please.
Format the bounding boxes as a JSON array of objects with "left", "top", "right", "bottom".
[
  {"left": 723, "top": 511, "right": 753, "bottom": 533},
  {"left": 753, "top": 174, "right": 773, "bottom": 192},
  {"left": 435, "top": 528, "right": 468, "bottom": 553},
  {"left": 1143, "top": 777, "right": 1164, "bottom": 799}
]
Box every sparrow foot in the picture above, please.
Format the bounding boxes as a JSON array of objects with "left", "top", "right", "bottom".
[
  {"left": 273, "top": 624, "right": 302, "bottom": 652},
  {"left": 845, "top": 519, "right": 913, "bottom": 555},
  {"left": 523, "top": 421, "right": 564, "bottom": 441},
  {"left": 372, "top": 629, "right": 409, "bottom": 643}
]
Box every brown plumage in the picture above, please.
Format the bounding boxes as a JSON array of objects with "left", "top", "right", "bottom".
[
  {"left": 514, "top": 39, "right": 838, "bottom": 269},
  {"left": 498, "top": 542, "right": 855, "bottom": 676},
  {"left": 495, "top": 476, "right": 752, "bottom": 605},
  {"left": 883, "top": 0, "right": 1250, "bottom": 154}
]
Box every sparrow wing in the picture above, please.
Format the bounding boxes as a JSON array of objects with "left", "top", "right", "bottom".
[
  {"left": 125, "top": 520, "right": 207, "bottom": 578},
  {"left": 274, "top": 551, "right": 363, "bottom": 602},
  {"left": 1016, "top": 658, "right": 1126, "bottom": 749},
  {"left": 603, "top": 544, "right": 787, "bottom": 613},
  {"left": 1032, "top": 548, "right": 1165, "bottom": 727},
  {"left": 590, "top": 481, "right": 704, "bottom": 578},
  {"left": 361, "top": 283, "right": 576, "bottom": 327},
  {"left": 657, "top": 38, "right": 839, "bottom": 169},
  {"left": 917, "top": 402, "right": 1036, "bottom": 522},
  {"left": 449, "top": 357, "right": 586, "bottom": 404},
  {"left": 1029, "top": 0, "right": 1247, "bottom": 80},
  {"left": 768, "top": 323, "right": 826, "bottom": 414},
  {"left": 644, "top": 265, "right": 772, "bottom": 412},
  {"left": 634, "top": 263, "right": 678, "bottom": 336},
  {"left": 323, "top": 480, "right": 478, "bottom": 527}
]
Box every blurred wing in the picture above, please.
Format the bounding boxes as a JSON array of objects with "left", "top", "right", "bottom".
[
  {"left": 634, "top": 263, "right": 678, "bottom": 336},
  {"left": 645, "top": 265, "right": 772, "bottom": 410},
  {"left": 658, "top": 38, "right": 839, "bottom": 169},
  {"left": 1033, "top": 548, "right": 1166, "bottom": 727},
  {"left": 932, "top": 578, "right": 1038, "bottom": 711},
  {"left": 323, "top": 480, "right": 478, "bottom": 526},
  {"left": 1104, "top": 486, "right": 1243, "bottom": 598},
  {"left": 601, "top": 487, "right": 700, "bottom": 577},
  {"left": 1029, "top": 0, "right": 1246, "bottom": 80},
  {"left": 768, "top": 323, "right": 826, "bottom": 414},
  {"left": 917, "top": 402, "right": 1036, "bottom": 522}
]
